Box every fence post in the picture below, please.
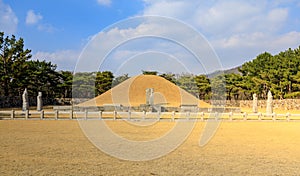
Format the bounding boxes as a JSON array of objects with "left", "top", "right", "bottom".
[
  {"left": 286, "top": 112, "right": 290, "bottom": 122},
  {"left": 200, "top": 112, "right": 204, "bottom": 121},
  {"left": 214, "top": 112, "right": 218, "bottom": 120},
  {"left": 186, "top": 112, "right": 190, "bottom": 120},
  {"left": 172, "top": 111, "right": 175, "bottom": 121},
  {"left": 157, "top": 111, "right": 161, "bottom": 121},
  {"left": 11, "top": 110, "right": 15, "bottom": 119},
  {"left": 113, "top": 111, "right": 117, "bottom": 120},
  {"left": 70, "top": 110, "right": 73, "bottom": 120},
  {"left": 84, "top": 110, "right": 88, "bottom": 120},
  {"left": 229, "top": 112, "right": 233, "bottom": 121},
  {"left": 40, "top": 110, "right": 44, "bottom": 120},
  {"left": 272, "top": 113, "right": 276, "bottom": 121},
  {"left": 25, "top": 110, "right": 29, "bottom": 119},
  {"left": 258, "top": 112, "right": 262, "bottom": 121},
  {"left": 99, "top": 111, "right": 102, "bottom": 119},
  {"left": 243, "top": 112, "right": 247, "bottom": 121},
  {"left": 55, "top": 110, "right": 58, "bottom": 120},
  {"left": 143, "top": 110, "right": 146, "bottom": 120},
  {"left": 128, "top": 110, "right": 131, "bottom": 120}
]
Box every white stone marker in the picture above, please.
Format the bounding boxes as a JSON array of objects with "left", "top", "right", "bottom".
[
  {"left": 37, "top": 92, "right": 43, "bottom": 111},
  {"left": 22, "top": 88, "right": 29, "bottom": 111},
  {"left": 146, "top": 88, "right": 154, "bottom": 105},
  {"left": 266, "top": 90, "right": 273, "bottom": 114},
  {"left": 253, "top": 93, "right": 258, "bottom": 113}
]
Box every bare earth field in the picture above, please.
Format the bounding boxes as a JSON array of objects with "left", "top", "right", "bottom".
[{"left": 1, "top": 120, "right": 300, "bottom": 175}]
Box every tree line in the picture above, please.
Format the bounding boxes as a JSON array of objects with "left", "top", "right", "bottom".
[
  {"left": 141, "top": 46, "right": 300, "bottom": 101},
  {"left": 1, "top": 32, "right": 300, "bottom": 105}
]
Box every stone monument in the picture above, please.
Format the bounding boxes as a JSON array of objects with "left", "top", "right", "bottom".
[
  {"left": 266, "top": 90, "right": 273, "bottom": 114},
  {"left": 146, "top": 88, "right": 154, "bottom": 105},
  {"left": 22, "top": 88, "right": 29, "bottom": 111},
  {"left": 37, "top": 92, "right": 43, "bottom": 111},
  {"left": 252, "top": 93, "right": 258, "bottom": 113}
]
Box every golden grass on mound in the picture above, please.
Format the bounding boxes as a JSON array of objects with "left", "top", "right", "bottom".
[{"left": 79, "top": 75, "right": 210, "bottom": 108}]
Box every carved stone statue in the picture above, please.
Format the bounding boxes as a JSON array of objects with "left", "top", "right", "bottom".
[
  {"left": 266, "top": 90, "right": 273, "bottom": 114},
  {"left": 253, "top": 93, "right": 258, "bottom": 113},
  {"left": 146, "top": 88, "right": 154, "bottom": 105},
  {"left": 37, "top": 92, "right": 43, "bottom": 111},
  {"left": 22, "top": 88, "right": 29, "bottom": 111}
]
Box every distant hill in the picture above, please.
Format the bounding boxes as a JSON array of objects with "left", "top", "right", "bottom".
[{"left": 207, "top": 66, "right": 241, "bottom": 78}]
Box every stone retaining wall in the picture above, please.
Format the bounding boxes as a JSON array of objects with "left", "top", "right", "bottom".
[
  {"left": 239, "top": 99, "right": 300, "bottom": 110},
  {"left": 204, "top": 99, "right": 300, "bottom": 110}
]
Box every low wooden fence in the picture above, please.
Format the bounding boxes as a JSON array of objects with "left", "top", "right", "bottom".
[{"left": 1, "top": 110, "right": 300, "bottom": 121}]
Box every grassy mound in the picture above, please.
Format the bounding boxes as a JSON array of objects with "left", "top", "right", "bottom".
[{"left": 79, "top": 75, "right": 210, "bottom": 107}]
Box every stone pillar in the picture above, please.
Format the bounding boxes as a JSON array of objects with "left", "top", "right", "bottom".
[
  {"left": 146, "top": 88, "right": 154, "bottom": 105},
  {"left": 22, "top": 88, "right": 29, "bottom": 111},
  {"left": 149, "top": 89, "right": 154, "bottom": 105},
  {"left": 266, "top": 90, "right": 273, "bottom": 114},
  {"left": 37, "top": 92, "right": 43, "bottom": 111},
  {"left": 252, "top": 93, "right": 258, "bottom": 113}
]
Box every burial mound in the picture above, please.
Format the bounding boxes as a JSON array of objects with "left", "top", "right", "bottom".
[{"left": 79, "top": 75, "right": 210, "bottom": 107}]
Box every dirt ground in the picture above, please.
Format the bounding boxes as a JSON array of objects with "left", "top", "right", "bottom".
[{"left": 1, "top": 120, "right": 300, "bottom": 175}]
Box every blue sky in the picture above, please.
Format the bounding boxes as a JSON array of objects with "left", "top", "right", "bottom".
[{"left": 1, "top": 0, "right": 300, "bottom": 75}]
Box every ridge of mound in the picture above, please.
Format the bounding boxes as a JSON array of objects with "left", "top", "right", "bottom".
[{"left": 79, "top": 75, "right": 210, "bottom": 107}]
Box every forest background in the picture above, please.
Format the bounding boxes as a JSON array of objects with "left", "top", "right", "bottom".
[{"left": 1, "top": 32, "right": 300, "bottom": 107}]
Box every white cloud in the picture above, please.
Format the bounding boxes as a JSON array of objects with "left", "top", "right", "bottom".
[
  {"left": 143, "top": 1, "right": 194, "bottom": 19},
  {"left": 25, "top": 10, "right": 57, "bottom": 32},
  {"left": 39, "top": 0, "right": 298, "bottom": 73},
  {"left": 97, "top": 0, "right": 111, "bottom": 6},
  {"left": 140, "top": 0, "right": 300, "bottom": 69},
  {"left": 26, "top": 10, "right": 43, "bottom": 25},
  {"left": 0, "top": 0, "right": 18, "bottom": 34},
  {"left": 32, "top": 50, "right": 80, "bottom": 71},
  {"left": 272, "top": 0, "right": 300, "bottom": 6},
  {"left": 76, "top": 17, "right": 221, "bottom": 74},
  {"left": 37, "top": 23, "right": 57, "bottom": 33},
  {"left": 213, "top": 31, "right": 300, "bottom": 50},
  {"left": 268, "top": 8, "right": 288, "bottom": 22},
  {"left": 269, "top": 31, "right": 300, "bottom": 50},
  {"left": 143, "top": 0, "right": 290, "bottom": 36},
  {"left": 211, "top": 31, "right": 300, "bottom": 68}
]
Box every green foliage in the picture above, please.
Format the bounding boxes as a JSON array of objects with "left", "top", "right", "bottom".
[
  {"left": 194, "top": 75, "right": 210, "bottom": 100},
  {"left": 65, "top": 71, "right": 114, "bottom": 98},
  {"left": 25, "top": 60, "right": 61, "bottom": 98},
  {"left": 159, "top": 73, "right": 176, "bottom": 84},
  {"left": 58, "top": 71, "right": 73, "bottom": 98},
  {"left": 95, "top": 71, "right": 114, "bottom": 95},
  {"left": 0, "top": 32, "right": 69, "bottom": 103},
  {"left": 72, "top": 72, "right": 95, "bottom": 98},
  {"left": 112, "top": 74, "right": 130, "bottom": 87},
  {"left": 210, "top": 74, "right": 226, "bottom": 101},
  {"left": 239, "top": 47, "right": 300, "bottom": 99},
  {"left": 0, "top": 32, "right": 32, "bottom": 96},
  {"left": 176, "top": 73, "right": 198, "bottom": 97},
  {"left": 142, "top": 70, "right": 158, "bottom": 75},
  {"left": 2, "top": 31, "right": 300, "bottom": 103},
  {"left": 224, "top": 73, "right": 243, "bottom": 100}
]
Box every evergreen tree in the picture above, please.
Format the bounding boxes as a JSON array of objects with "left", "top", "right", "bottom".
[
  {"left": 0, "top": 32, "right": 32, "bottom": 96},
  {"left": 95, "top": 71, "right": 114, "bottom": 95}
]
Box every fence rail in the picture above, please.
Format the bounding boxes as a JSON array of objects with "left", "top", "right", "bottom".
[{"left": 1, "top": 110, "right": 300, "bottom": 121}]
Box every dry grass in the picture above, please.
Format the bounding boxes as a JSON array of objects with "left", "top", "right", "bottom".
[{"left": 1, "top": 120, "right": 300, "bottom": 175}]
